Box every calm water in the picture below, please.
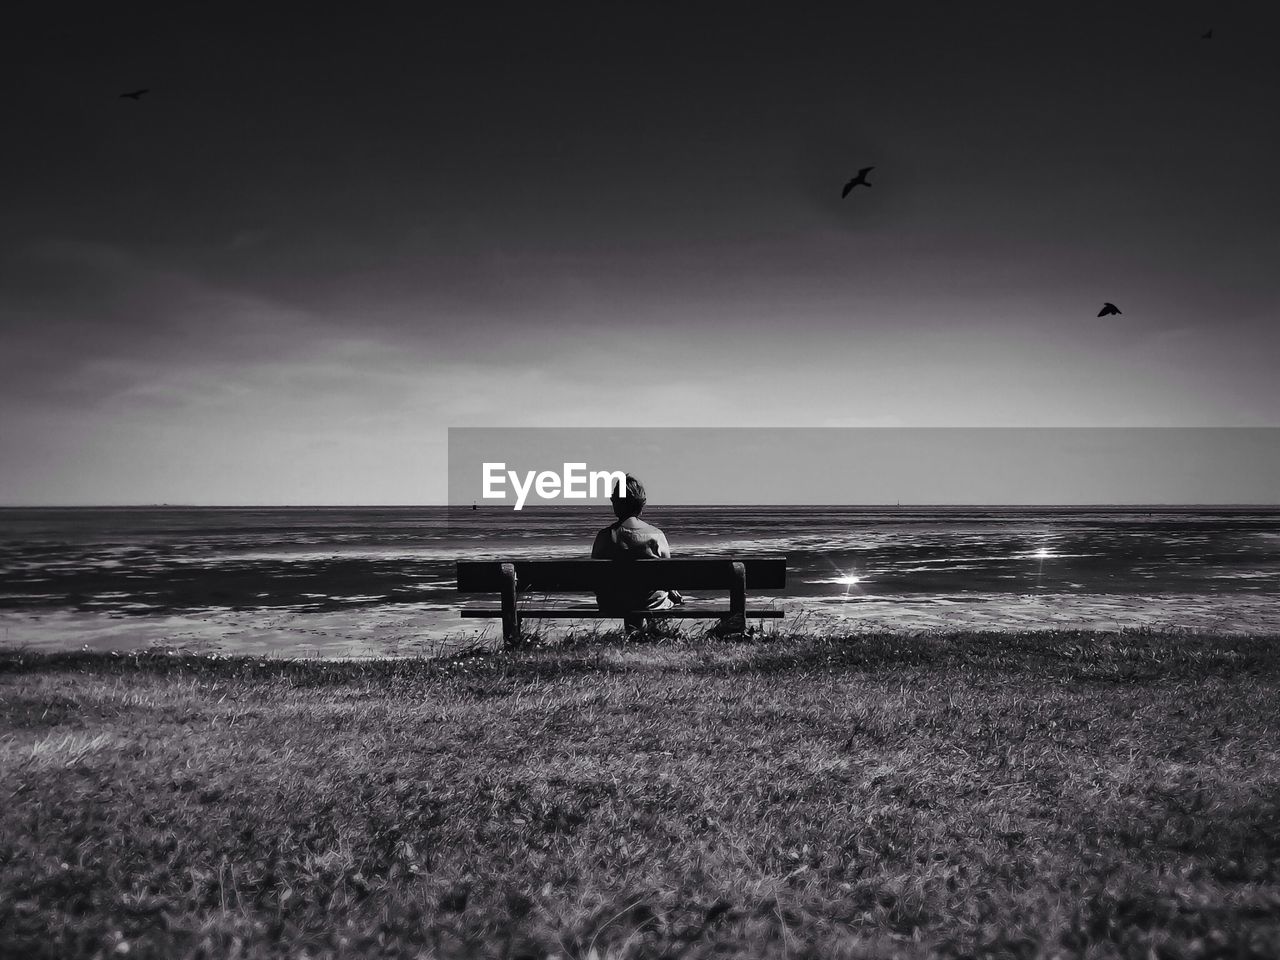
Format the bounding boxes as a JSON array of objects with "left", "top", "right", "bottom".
[{"left": 1, "top": 506, "right": 1278, "bottom": 655}]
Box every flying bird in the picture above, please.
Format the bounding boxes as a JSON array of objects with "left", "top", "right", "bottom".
[
  {"left": 1201, "top": 28, "right": 1213, "bottom": 39},
  {"left": 118, "top": 89, "right": 150, "bottom": 100},
  {"left": 1097, "top": 302, "right": 1122, "bottom": 317},
  {"left": 841, "top": 166, "right": 875, "bottom": 198}
]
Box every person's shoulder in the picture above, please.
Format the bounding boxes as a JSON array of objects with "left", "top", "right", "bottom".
[{"left": 637, "top": 520, "right": 670, "bottom": 548}]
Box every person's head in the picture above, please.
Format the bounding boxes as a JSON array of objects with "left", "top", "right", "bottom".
[{"left": 610, "top": 474, "right": 647, "bottom": 520}]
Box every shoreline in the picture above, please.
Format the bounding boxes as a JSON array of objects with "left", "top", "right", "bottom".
[{"left": 3, "top": 591, "right": 1279, "bottom": 658}]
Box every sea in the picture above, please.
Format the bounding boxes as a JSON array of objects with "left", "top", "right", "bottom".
[{"left": 1, "top": 506, "right": 1278, "bottom": 657}]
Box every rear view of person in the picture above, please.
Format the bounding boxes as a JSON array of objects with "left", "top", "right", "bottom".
[{"left": 591, "top": 474, "right": 682, "bottom": 629}]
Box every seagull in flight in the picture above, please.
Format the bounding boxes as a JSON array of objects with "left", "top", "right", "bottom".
[
  {"left": 841, "top": 166, "right": 875, "bottom": 198},
  {"left": 1097, "top": 302, "right": 1122, "bottom": 317},
  {"left": 118, "top": 89, "right": 150, "bottom": 100}
]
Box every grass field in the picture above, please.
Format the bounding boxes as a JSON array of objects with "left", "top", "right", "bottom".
[{"left": 3, "top": 631, "right": 1279, "bottom": 959}]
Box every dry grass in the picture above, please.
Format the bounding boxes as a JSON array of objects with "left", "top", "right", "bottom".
[{"left": 2, "top": 629, "right": 1279, "bottom": 959}]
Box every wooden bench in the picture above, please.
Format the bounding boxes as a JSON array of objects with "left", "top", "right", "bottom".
[{"left": 456, "top": 557, "right": 786, "bottom": 645}]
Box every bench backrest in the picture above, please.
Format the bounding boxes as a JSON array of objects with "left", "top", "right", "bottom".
[{"left": 456, "top": 557, "right": 786, "bottom": 593}]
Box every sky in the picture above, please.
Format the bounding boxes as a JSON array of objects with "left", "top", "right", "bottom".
[{"left": 2, "top": 2, "right": 1278, "bottom": 505}]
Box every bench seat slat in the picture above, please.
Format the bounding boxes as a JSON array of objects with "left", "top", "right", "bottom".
[{"left": 456, "top": 557, "right": 786, "bottom": 592}]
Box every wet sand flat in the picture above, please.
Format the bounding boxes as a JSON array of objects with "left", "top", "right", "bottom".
[{"left": 3, "top": 506, "right": 1278, "bottom": 656}]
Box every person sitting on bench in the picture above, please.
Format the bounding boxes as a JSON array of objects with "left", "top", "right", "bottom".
[{"left": 591, "top": 474, "right": 683, "bottom": 627}]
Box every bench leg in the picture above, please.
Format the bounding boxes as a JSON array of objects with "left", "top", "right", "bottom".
[
  {"left": 720, "top": 561, "right": 747, "bottom": 635},
  {"left": 499, "top": 563, "right": 521, "bottom": 647}
]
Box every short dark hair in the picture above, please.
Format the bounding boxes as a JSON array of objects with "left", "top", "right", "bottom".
[{"left": 611, "top": 474, "right": 647, "bottom": 519}]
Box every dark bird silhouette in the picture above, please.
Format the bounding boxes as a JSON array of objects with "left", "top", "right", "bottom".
[
  {"left": 1097, "top": 302, "right": 1122, "bottom": 317},
  {"left": 841, "top": 166, "right": 875, "bottom": 198},
  {"left": 1201, "top": 29, "right": 1213, "bottom": 39},
  {"left": 118, "top": 89, "right": 150, "bottom": 100}
]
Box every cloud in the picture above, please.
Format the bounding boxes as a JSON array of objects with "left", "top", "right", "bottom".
[{"left": 0, "top": 241, "right": 327, "bottom": 404}]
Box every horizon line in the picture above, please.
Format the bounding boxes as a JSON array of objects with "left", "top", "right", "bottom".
[{"left": 3, "top": 502, "right": 1280, "bottom": 510}]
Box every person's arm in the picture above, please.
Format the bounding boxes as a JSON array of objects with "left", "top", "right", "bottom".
[
  {"left": 654, "top": 531, "right": 683, "bottom": 602},
  {"left": 591, "top": 528, "right": 611, "bottom": 559},
  {"left": 654, "top": 530, "right": 672, "bottom": 559}
]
